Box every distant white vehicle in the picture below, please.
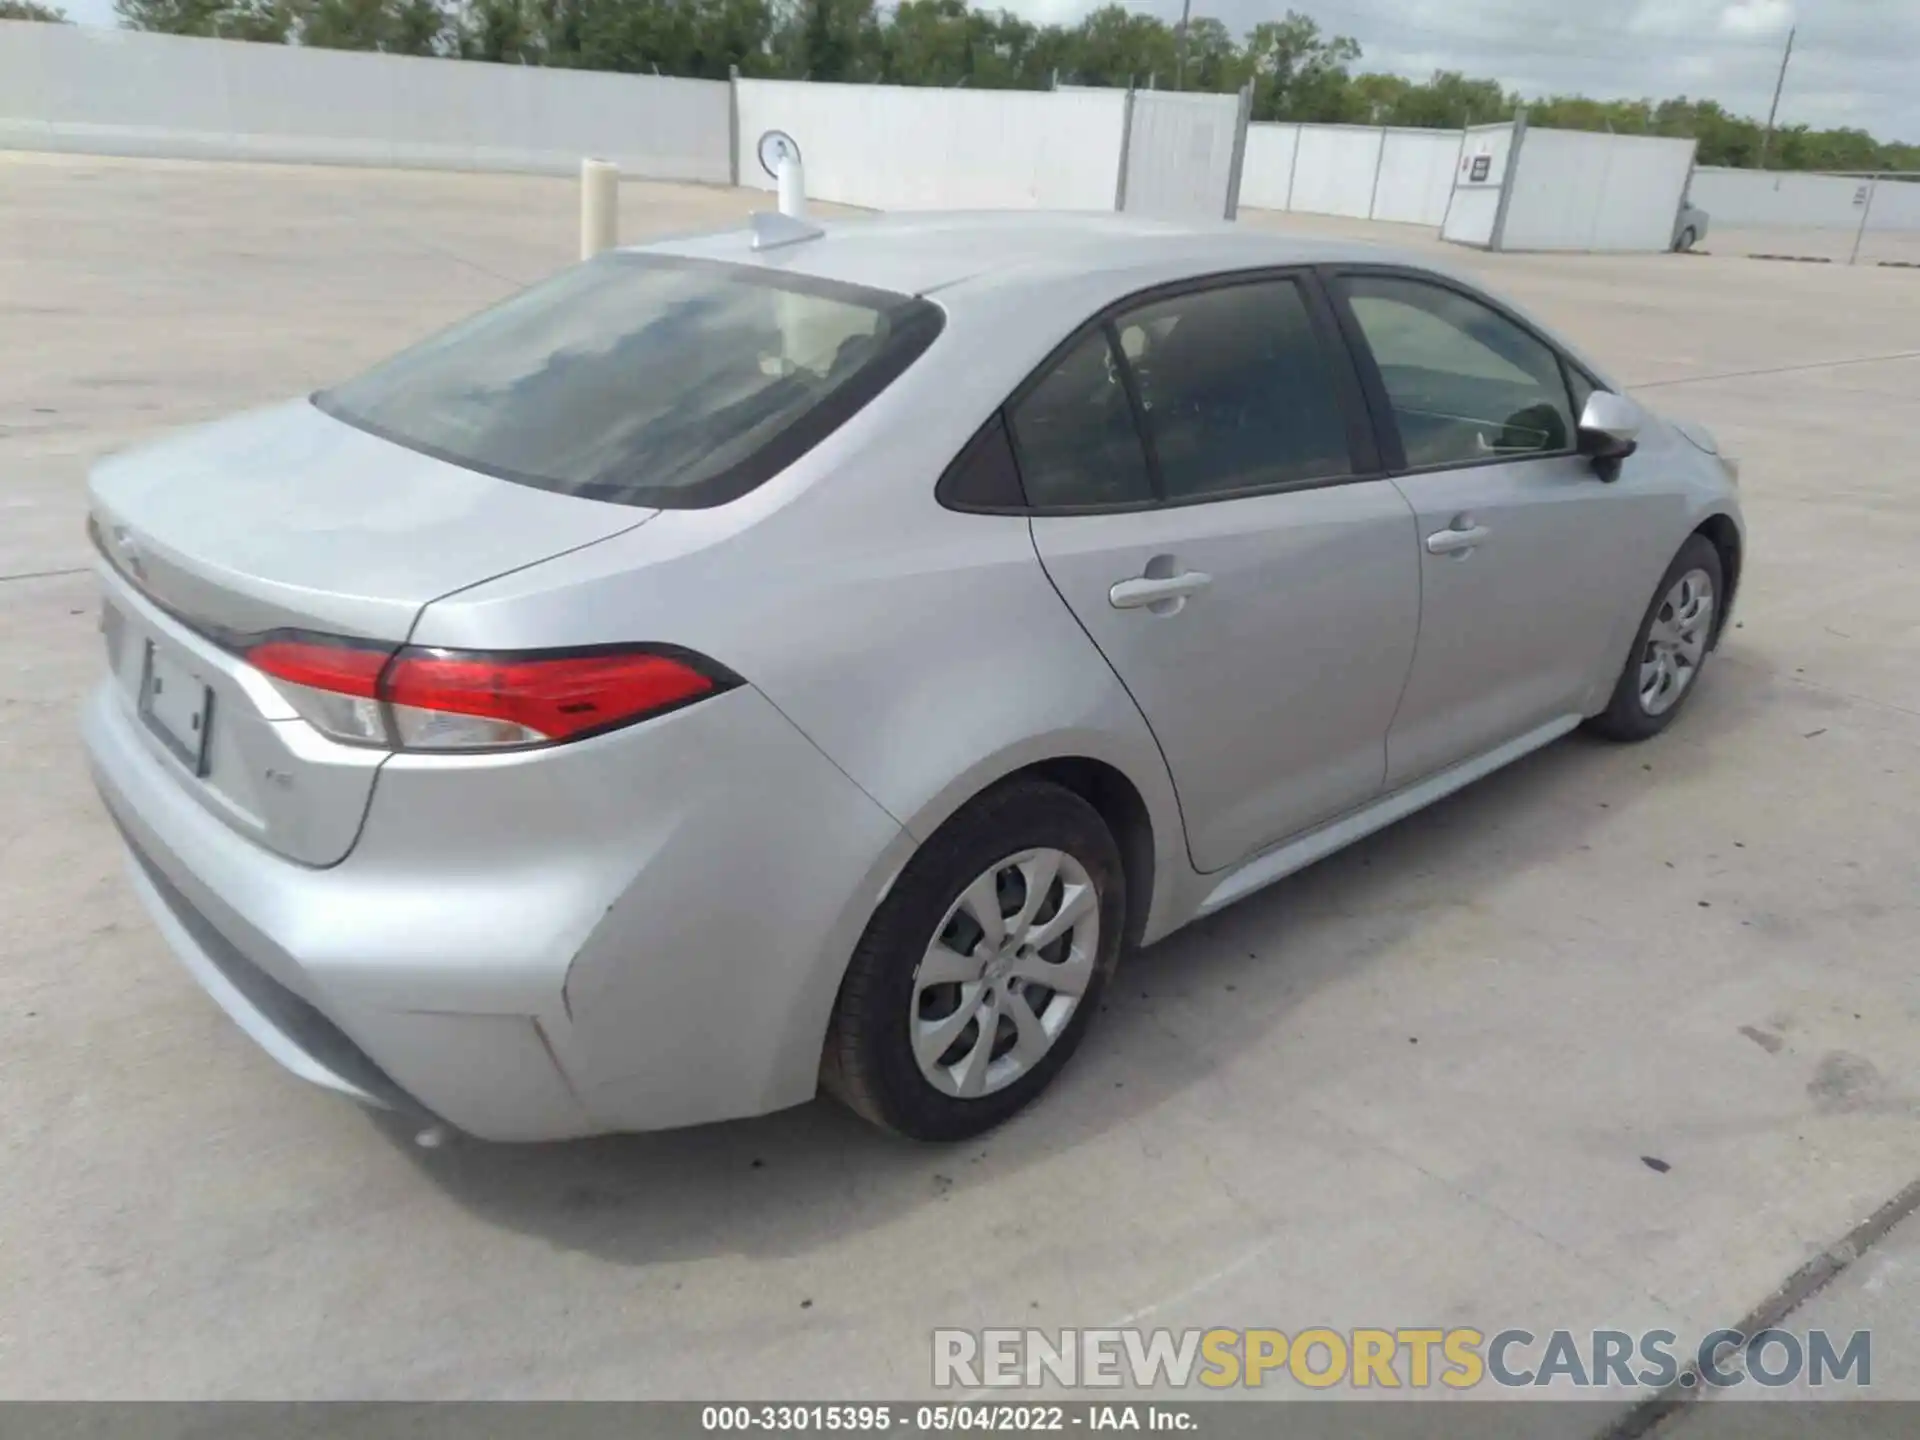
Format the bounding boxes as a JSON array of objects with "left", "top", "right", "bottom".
[{"left": 1674, "top": 198, "right": 1710, "bottom": 252}]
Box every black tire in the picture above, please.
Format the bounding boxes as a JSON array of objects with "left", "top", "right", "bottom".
[
  {"left": 1676, "top": 227, "right": 1698, "bottom": 252},
  {"left": 822, "top": 779, "right": 1126, "bottom": 1141},
  {"left": 1585, "top": 534, "right": 1725, "bottom": 743}
]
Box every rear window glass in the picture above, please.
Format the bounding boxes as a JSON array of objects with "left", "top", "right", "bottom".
[{"left": 315, "top": 254, "right": 943, "bottom": 509}]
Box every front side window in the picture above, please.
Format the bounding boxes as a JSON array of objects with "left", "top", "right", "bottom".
[
  {"left": 1115, "top": 278, "right": 1354, "bottom": 500},
  {"left": 1337, "top": 274, "right": 1575, "bottom": 469},
  {"left": 316, "top": 254, "right": 943, "bottom": 509}
]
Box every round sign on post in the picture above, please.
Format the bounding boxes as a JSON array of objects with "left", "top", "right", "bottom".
[
  {"left": 757, "top": 129, "right": 801, "bottom": 180},
  {"left": 758, "top": 130, "right": 806, "bottom": 218}
]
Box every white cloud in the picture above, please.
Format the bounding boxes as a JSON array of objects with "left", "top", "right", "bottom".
[{"left": 1719, "top": 0, "right": 1794, "bottom": 38}]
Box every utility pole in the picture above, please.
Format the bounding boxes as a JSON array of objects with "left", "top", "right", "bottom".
[
  {"left": 1175, "top": 0, "right": 1192, "bottom": 91},
  {"left": 1758, "top": 25, "right": 1795, "bottom": 170}
]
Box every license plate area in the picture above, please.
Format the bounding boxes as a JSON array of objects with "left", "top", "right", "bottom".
[{"left": 139, "top": 640, "right": 215, "bottom": 776}]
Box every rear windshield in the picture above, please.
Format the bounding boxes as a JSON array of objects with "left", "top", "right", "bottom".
[{"left": 315, "top": 253, "right": 943, "bottom": 509}]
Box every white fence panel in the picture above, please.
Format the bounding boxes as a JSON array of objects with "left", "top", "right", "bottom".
[
  {"left": 1237, "top": 123, "right": 1300, "bottom": 211},
  {"left": 0, "top": 22, "right": 733, "bottom": 180},
  {"left": 734, "top": 79, "right": 1126, "bottom": 211},
  {"left": 1871, "top": 181, "right": 1920, "bottom": 230},
  {"left": 1287, "top": 125, "right": 1386, "bottom": 219},
  {"left": 1688, "top": 167, "right": 1880, "bottom": 228},
  {"left": 1442, "top": 122, "right": 1516, "bottom": 247},
  {"left": 1372, "top": 128, "right": 1464, "bottom": 226},
  {"left": 1502, "top": 128, "right": 1695, "bottom": 252},
  {"left": 1122, "top": 90, "right": 1241, "bottom": 219},
  {"left": 221, "top": 36, "right": 398, "bottom": 165}
]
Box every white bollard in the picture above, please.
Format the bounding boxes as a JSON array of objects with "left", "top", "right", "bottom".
[
  {"left": 580, "top": 158, "right": 619, "bottom": 260},
  {"left": 776, "top": 154, "right": 807, "bottom": 220}
]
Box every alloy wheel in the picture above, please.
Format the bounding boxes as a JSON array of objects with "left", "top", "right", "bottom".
[
  {"left": 1639, "top": 567, "right": 1715, "bottom": 716},
  {"left": 908, "top": 849, "right": 1100, "bottom": 1099}
]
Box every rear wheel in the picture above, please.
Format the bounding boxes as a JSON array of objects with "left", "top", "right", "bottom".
[
  {"left": 1585, "top": 535, "right": 1723, "bottom": 742},
  {"left": 1676, "top": 227, "right": 1699, "bottom": 252},
  {"left": 823, "top": 779, "right": 1125, "bottom": 1141}
]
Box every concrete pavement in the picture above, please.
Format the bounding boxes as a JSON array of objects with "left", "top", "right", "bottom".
[
  {"left": 2, "top": 154, "right": 1916, "bottom": 1406},
  {"left": 1654, "top": 1206, "right": 1920, "bottom": 1433}
]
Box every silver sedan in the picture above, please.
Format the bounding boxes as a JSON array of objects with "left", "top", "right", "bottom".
[{"left": 83, "top": 213, "right": 1744, "bottom": 1143}]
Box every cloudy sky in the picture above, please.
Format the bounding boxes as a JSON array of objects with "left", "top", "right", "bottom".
[
  {"left": 1006, "top": 0, "right": 1919, "bottom": 140},
  {"left": 50, "top": 0, "right": 1920, "bottom": 142}
]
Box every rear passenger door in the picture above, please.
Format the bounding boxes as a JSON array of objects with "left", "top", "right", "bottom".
[{"left": 1013, "top": 273, "right": 1422, "bottom": 875}]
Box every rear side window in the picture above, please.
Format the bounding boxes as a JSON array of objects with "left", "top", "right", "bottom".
[
  {"left": 316, "top": 254, "right": 943, "bottom": 509},
  {"left": 1337, "top": 274, "right": 1575, "bottom": 468},
  {"left": 1115, "top": 279, "right": 1354, "bottom": 500},
  {"left": 1007, "top": 329, "right": 1155, "bottom": 509}
]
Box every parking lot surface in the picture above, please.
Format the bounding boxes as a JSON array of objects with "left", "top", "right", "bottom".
[{"left": 3, "top": 153, "right": 1917, "bottom": 1404}]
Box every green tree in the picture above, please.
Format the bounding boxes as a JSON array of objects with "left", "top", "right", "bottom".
[
  {"left": 114, "top": 0, "right": 296, "bottom": 40},
  {"left": 1068, "top": 4, "right": 1176, "bottom": 89},
  {"left": 297, "top": 0, "right": 449, "bottom": 53},
  {"left": 451, "top": 0, "right": 541, "bottom": 61},
  {"left": 1176, "top": 16, "right": 1241, "bottom": 93},
  {"left": 1376, "top": 70, "right": 1507, "bottom": 128},
  {"left": 881, "top": 0, "right": 973, "bottom": 86},
  {"left": 780, "top": 0, "right": 880, "bottom": 81},
  {"left": 1242, "top": 12, "right": 1360, "bottom": 122},
  {"left": 1, "top": 0, "right": 70, "bottom": 20}
]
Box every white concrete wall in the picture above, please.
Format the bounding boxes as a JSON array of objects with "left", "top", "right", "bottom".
[
  {"left": 1289, "top": 124, "right": 1385, "bottom": 219},
  {"left": 734, "top": 79, "right": 1126, "bottom": 211},
  {"left": 1442, "top": 122, "right": 1516, "bottom": 247},
  {"left": 1238, "top": 123, "right": 1300, "bottom": 211},
  {"left": 1122, "top": 89, "right": 1241, "bottom": 220},
  {"left": 1373, "top": 128, "right": 1465, "bottom": 226},
  {"left": 0, "top": 22, "right": 732, "bottom": 180},
  {"left": 1688, "top": 166, "right": 1920, "bottom": 232},
  {"left": 1501, "top": 128, "right": 1696, "bottom": 252}
]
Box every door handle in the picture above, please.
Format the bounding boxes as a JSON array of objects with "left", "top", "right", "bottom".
[
  {"left": 1109, "top": 571, "right": 1213, "bottom": 610},
  {"left": 1426, "top": 524, "right": 1491, "bottom": 556}
]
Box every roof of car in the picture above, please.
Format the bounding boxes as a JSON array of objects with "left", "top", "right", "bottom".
[{"left": 638, "top": 210, "right": 1432, "bottom": 301}]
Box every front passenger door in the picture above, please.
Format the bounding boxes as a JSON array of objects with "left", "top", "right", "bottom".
[
  {"left": 1331, "top": 271, "right": 1651, "bottom": 787},
  {"left": 1018, "top": 274, "right": 1421, "bottom": 874}
]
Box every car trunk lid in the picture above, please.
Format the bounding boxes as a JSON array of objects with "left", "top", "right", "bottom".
[
  {"left": 89, "top": 399, "right": 651, "bottom": 865},
  {"left": 89, "top": 399, "right": 652, "bottom": 642}
]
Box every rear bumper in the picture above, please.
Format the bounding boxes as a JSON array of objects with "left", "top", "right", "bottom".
[
  {"left": 84, "top": 675, "right": 909, "bottom": 1141},
  {"left": 117, "top": 831, "right": 432, "bottom": 1118}
]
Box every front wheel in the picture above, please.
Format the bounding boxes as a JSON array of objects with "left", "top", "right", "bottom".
[
  {"left": 1585, "top": 535, "right": 1724, "bottom": 742},
  {"left": 1675, "top": 227, "right": 1699, "bottom": 252},
  {"left": 822, "top": 779, "right": 1126, "bottom": 1141}
]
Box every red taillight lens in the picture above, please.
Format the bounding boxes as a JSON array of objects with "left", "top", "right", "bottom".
[
  {"left": 385, "top": 648, "right": 719, "bottom": 748},
  {"left": 244, "top": 635, "right": 731, "bottom": 752},
  {"left": 248, "top": 638, "right": 389, "bottom": 698},
  {"left": 248, "top": 636, "right": 395, "bottom": 746}
]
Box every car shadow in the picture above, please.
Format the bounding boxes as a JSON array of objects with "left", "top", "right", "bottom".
[{"left": 375, "top": 643, "right": 1782, "bottom": 1268}]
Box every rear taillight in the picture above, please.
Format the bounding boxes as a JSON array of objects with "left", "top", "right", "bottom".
[
  {"left": 247, "top": 635, "right": 734, "bottom": 752},
  {"left": 248, "top": 637, "right": 392, "bottom": 745}
]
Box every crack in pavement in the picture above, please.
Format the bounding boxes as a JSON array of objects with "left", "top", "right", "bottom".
[
  {"left": 1632, "top": 349, "right": 1920, "bottom": 390},
  {"left": 1595, "top": 1173, "right": 1920, "bottom": 1439}
]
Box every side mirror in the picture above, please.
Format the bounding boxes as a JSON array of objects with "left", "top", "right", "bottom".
[{"left": 1577, "top": 391, "right": 1642, "bottom": 481}]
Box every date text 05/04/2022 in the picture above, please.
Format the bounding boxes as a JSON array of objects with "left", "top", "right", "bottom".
[{"left": 701, "top": 1404, "right": 1196, "bottom": 1432}]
